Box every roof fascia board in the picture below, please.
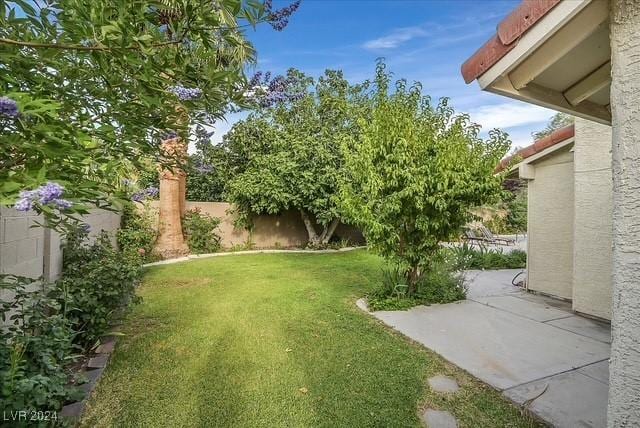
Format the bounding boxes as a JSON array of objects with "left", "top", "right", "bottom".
[{"left": 507, "top": 136, "right": 575, "bottom": 174}]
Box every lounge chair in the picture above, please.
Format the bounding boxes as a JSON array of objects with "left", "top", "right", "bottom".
[
  {"left": 461, "top": 228, "right": 490, "bottom": 247},
  {"left": 477, "top": 224, "right": 515, "bottom": 246}
]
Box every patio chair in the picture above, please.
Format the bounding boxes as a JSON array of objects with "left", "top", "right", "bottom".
[
  {"left": 461, "top": 228, "right": 490, "bottom": 247},
  {"left": 477, "top": 224, "right": 515, "bottom": 246}
]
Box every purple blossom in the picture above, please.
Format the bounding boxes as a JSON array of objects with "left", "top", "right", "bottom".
[
  {"left": 14, "top": 191, "right": 37, "bottom": 212},
  {"left": 131, "top": 186, "right": 159, "bottom": 202},
  {"left": 248, "top": 71, "right": 303, "bottom": 108},
  {"left": 54, "top": 199, "right": 72, "bottom": 210},
  {"left": 0, "top": 97, "right": 19, "bottom": 118},
  {"left": 249, "top": 71, "right": 263, "bottom": 87},
  {"left": 170, "top": 85, "right": 203, "bottom": 101},
  {"left": 80, "top": 223, "right": 91, "bottom": 233},
  {"left": 122, "top": 178, "right": 132, "bottom": 187},
  {"left": 195, "top": 163, "right": 214, "bottom": 174},
  {"left": 38, "top": 182, "right": 65, "bottom": 204},
  {"left": 265, "top": 0, "right": 301, "bottom": 31},
  {"left": 145, "top": 186, "right": 159, "bottom": 198},
  {"left": 14, "top": 182, "right": 72, "bottom": 212},
  {"left": 164, "top": 130, "right": 178, "bottom": 140}
]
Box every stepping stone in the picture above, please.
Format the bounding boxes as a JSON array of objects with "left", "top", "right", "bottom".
[
  {"left": 422, "top": 409, "right": 458, "bottom": 428},
  {"left": 428, "top": 375, "right": 460, "bottom": 393},
  {"left": 355, "top": 298, "right": 369, "bottom": 312},
  {"left": 95, "top": 338, "right": 116, "bottom": 354},
  {"left": 87, "top": 354, "right": 109, "bottom": 369},
  {"left": 60, "top": 401, "right": 85, "bottom": 419}
]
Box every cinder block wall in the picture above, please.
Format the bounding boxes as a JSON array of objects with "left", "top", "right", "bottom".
[
  {"left": 0, "top": 207, "right": 121, "bottom": 283},
  {"left": 145, "top": 201, "right": 364, "bottom": 249},
  {"left": 0, "top": 207, "right": 46, "bottom": 279}
]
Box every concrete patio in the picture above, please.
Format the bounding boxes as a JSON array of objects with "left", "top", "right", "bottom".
[{"left": 364, "top": 269, "right": 611, "bottom": 428}]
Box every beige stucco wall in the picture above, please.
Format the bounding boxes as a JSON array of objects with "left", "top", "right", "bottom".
[
  {"left": 145, "top": 201, "right": 364, "bottom": 249},
  {"left": 526, "top": 145, "right": 575, "bottom": 300},
  {"left": 573, "top": 118, "right": 613, "bottom": 320},
  {"left": 608, "top": 2, "right": 640, "bottom": 423}
]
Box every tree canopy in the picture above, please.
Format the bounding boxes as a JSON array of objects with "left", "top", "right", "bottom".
[
  {"left": 339, "top": 62, "right": 510, "bottom": 292},
  {"left": 0, "top": 0, "right": 299, "bottom": 218},
  {"left": 532, "top": 112, "right": 574, "bottom": 140},
  {"left": 224, "top": 68, "right": 369, "bottom": 245}
]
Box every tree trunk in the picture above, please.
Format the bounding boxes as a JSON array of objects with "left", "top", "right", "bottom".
[
  {"left": 300, "top": 210, "right": 320, "bottom": 245},
  {"left": 155, "top": 137, "right": 189, "bottom": 259},
  {"left": 407, "top": 266, "right": 420, "bottom": 296},
  {"left": 320, "top": 218, "right": 340, "bottom": 245}
]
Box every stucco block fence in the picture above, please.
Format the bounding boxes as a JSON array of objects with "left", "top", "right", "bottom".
[
  {"left": 0, "top": 207, "right": 120, "bottom": 282},
  {"left": 145, "top": 201, "right": 364, "bottom": 250}
]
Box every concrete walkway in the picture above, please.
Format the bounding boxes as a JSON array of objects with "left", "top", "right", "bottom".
[{"left": 364, "top": 269, "right": 611, "bottom": 428}]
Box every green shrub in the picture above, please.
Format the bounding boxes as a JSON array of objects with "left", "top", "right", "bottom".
[
  {"left": 117, "top": 202, "right": 158, "bottom": 263},
  {"left": 182, "top": 208, "right": 222, "bottom": 254},
  {"left": 0, "top": 275, "right": 83, "bottom": 413},
  {"left": 59, "top": 228, "right": 142, "bottom": 347},
  {"left": 368, "top": 253, "right": 466, "bottom": 311},
  {"left": 449, "top": 243, "right": 526, "bottom": 270}
]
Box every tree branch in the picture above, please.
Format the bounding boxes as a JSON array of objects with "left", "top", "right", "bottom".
[{"left": 0, "top": 37, "right": 183, "bottom": 52}]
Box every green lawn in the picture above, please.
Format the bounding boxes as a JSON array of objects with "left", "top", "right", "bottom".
[{"left": 81, "top": 250, "right": 542, "bottom": 427}]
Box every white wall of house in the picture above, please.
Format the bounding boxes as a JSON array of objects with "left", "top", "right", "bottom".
[
  {"left": 573, "top": 118, "right": 613, "bottom": 320},
  {"left": 526, "top": 146, "right": 575, "bottom": 300}
]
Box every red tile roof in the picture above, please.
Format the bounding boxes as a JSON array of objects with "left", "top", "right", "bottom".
[
  {"left": 495, "top": 124, "right": 575, "bottom": 173},
  {"left": 461, "top": 0, "right": 561, "bottom": 84}
]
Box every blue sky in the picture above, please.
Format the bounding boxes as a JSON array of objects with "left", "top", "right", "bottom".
[{"left": 213, "top": 0, "right": 558, "bottom": 150}]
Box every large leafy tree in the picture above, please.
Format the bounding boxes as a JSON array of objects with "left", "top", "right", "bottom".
[
  {"left": 340, "top": 62, "right": 510, "bottom": 294},
  {"left": 224, "top": 69, "right": 368, "bottom": 245},
  {"left": 532, "top": 112, "right": 574, "bottom": 140},
  {"left": 0, "top": 0, "right": 299, "bottom": 217}
]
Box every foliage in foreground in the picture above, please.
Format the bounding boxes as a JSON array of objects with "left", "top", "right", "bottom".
[
  {"left": 340, "top": 61, "right": 510, "bottom": 295},
  {"left": 449, "top": 244, "right": 527, "bottom": 270},
  {"left": 59, "top": 227, "right": 142, "bottom": 347},
  {"left": 368, "top": 252, "right": 467, "bottom": 311},
  {"left": 117, "top": 202, "right": 159, "bottom": 263},
  {"left": 182, "top": 208, "right": 222, "bottom": 254},
  {"left": 0, "top": 276, "right": 82, "bottom": 414},
  {"left": 1, "top": 0, "right": 299, "bottom": 223},
  {"left": 0, "top": 226, "right": 144, "bottom": 414}
]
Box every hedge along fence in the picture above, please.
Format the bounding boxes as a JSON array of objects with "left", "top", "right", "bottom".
[{"left": 144, "top": 201, "right": 364, "bottom": 249}]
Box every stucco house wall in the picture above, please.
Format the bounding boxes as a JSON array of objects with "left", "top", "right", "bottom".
[
  {"left": 526, "top": 145, "right": 575, "bottom": 300},
  {"left": 573, "top": 118, "right": 613, "bottom": 320}
]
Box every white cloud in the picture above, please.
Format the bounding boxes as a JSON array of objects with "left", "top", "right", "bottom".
[
  {"left": 363, "top": 26, "right": 426, "bottom": 50},
  {"left": 467, "top": 102, "right": 555, "bottom": 130}
]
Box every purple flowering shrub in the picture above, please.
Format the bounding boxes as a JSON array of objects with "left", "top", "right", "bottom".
[
  {"left": 264, "top": 0, "right": 301, "bottom": 31},
  {"left": 131, "top": 186, "right": 159, "bottom": 202},
  {"left": 170, "top": 85, "right": 203, "bottom": 101},
  {"left": 0, "top": 96, "right": 19, "bottom": 118},
  {"left": 14, "top": 182, "right": 73, "bottom": 212},
  {"left": 247, "top": 70, "right": 305, "bottom": 107}
]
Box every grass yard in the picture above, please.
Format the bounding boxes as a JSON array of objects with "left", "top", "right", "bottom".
[{"left": 81, "top": 250, "right": 542, "bottom": 427}]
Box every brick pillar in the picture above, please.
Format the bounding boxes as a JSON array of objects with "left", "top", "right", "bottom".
[
  {"left": 154, "top": 138, "right": 189, "bottom": 258},
  {"left": 608, "top": 1, "right": 640, "bottom": 425}
]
